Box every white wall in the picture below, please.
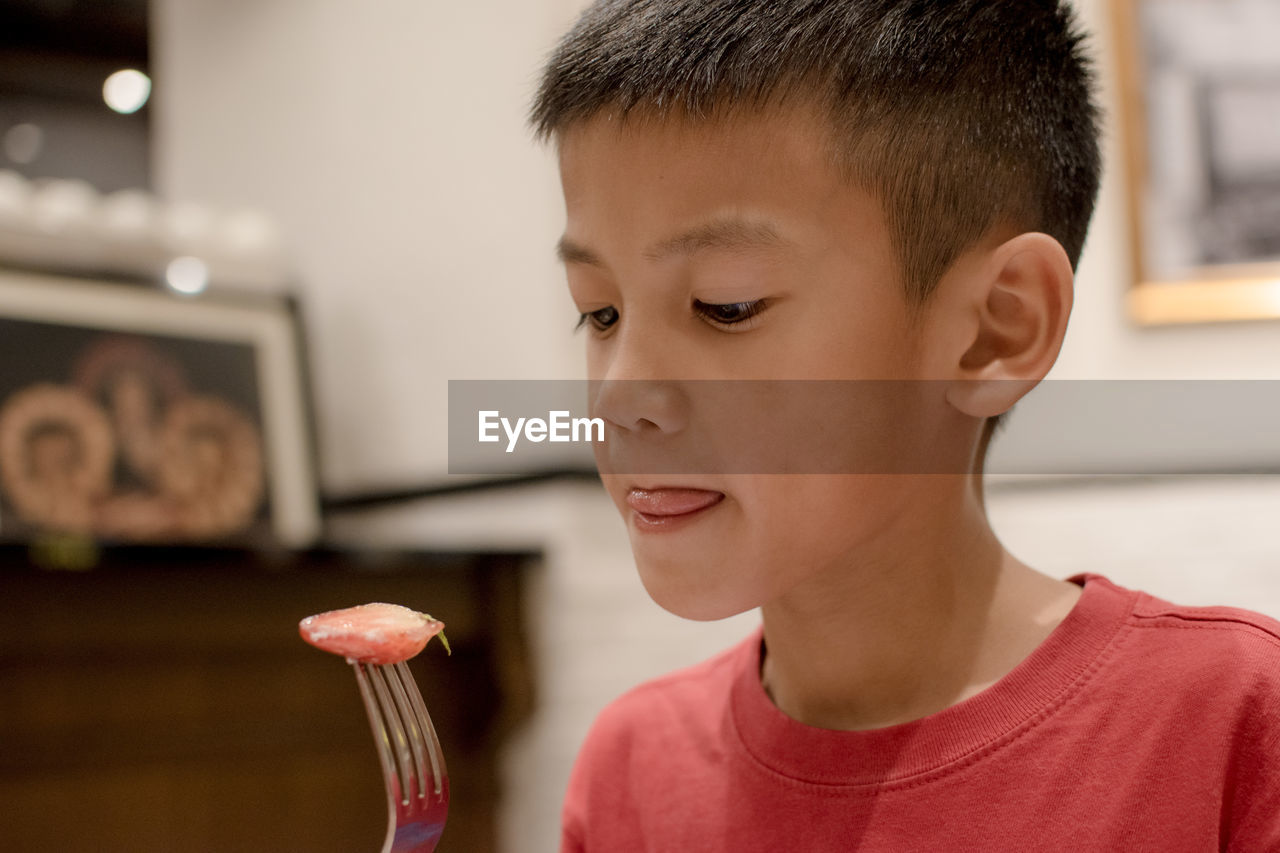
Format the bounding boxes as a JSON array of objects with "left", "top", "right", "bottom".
[{"left": 152, "top": 0, "right": 585, "bottom": 494}]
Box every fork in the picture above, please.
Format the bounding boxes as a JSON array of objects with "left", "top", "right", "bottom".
[{"left": 352, "top": 660, "right": 450, "bottom": 852}]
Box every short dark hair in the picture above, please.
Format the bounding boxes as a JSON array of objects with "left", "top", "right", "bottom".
[{"left": 531, "top": 0, "right": 1103, "bottom": 303}]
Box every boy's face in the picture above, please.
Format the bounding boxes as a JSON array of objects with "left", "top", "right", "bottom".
[{"left": 557, "top": 104, "right": 964, "bottom": 620}]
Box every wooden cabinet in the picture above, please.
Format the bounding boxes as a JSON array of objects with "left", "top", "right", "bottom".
[{"left": 0, "top": 545, "right": 535, "bottom": 853}]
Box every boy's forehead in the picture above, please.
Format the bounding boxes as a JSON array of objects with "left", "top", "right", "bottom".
[
  {"left": 557, "top": 100, "right": 843, "bottom": 178},
  {"left": 553, "top": 102, "right": 904, "bottom": 290},
  {"left": 555, "top": 105, "right": 863, "bottom": 240}
]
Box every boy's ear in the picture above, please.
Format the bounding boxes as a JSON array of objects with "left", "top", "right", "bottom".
[{"left": 942, "top": 232, "right": 1073, "bottom": 418}]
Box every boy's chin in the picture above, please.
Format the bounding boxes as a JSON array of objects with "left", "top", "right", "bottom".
[{"left": 634, "top": 556, "right": 761, "bottom": 623}]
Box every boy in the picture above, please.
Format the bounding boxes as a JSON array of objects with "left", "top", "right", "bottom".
[{"left": 531, "top": 1, "right": 1280, "bottom": 849}]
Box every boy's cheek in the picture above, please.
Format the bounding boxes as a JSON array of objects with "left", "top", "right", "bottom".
[
  {"left": 730, "top": 475, "right": 924, "bottom": 570},
  {"left": 607, "top": 474, "right": 924, "bottom": 620},
  {"left": 590, "top": 381, "right": 960, "bottom": 477}
]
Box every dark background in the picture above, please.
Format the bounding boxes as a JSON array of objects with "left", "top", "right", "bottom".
[{"left": 0, "top": 0, "right": 151, "bottom": 190}]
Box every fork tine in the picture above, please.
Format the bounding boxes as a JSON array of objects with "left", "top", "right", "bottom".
[
  {"left": 394, "top": 661, "right": 446, "bottom": 797},
  {"left": 352, "top": 659, "right": 448, "bottom": 852},
  {"left": 383, "top": 662, "right": 429, "bottom": 798},
  {"left": 366, "top": 663, "right": 416, "bottom": 805},
  {"left": 353, "top": 661, "right": 402, "bottom": 848}
]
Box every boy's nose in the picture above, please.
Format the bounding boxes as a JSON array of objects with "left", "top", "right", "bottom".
[
  {"left": 589, "top": 378, "right": 688, "bottom": 436},
  {"left": 590, "top": 329, "right": 689, "bottom": 435}
]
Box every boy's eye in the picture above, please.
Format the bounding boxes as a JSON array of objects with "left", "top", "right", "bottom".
[
  {"left": 693, "top": 299, "right": 767, "bottom": 328},
  {"left": 576, "top": 305, "right": 619, "bottom": 332}
]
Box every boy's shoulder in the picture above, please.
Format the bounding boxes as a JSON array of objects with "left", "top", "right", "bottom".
[
  {"left": 1126, "top": 579, "right": 1280, "bottom": 644},
  {"left": 1066, "top": 574, "right": 1280, "bottom": 731},
  {"left": 1089, "top": 572, "right": 1280, "bottom": 664}
]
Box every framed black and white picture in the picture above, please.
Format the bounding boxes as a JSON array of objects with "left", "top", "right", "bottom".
[
  {"left": 0, "top": 269, "right": 320, "bottom": 546},
  {"left": 1115, "top": 0, "right": 1280, "bottom": 324}
]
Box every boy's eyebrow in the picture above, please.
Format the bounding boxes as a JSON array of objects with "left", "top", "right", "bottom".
[
  {"left": 556, "top": 217, "right": 786, "bottom": 267},
  {"left": 644, "top": 218, "right": 785, "bottom": 261},
  {"left": 556, "top": 237, "right": 602, "bottom": 267}
]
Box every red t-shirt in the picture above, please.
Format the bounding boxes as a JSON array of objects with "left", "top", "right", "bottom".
[{"left": 561, "top": 575, "right": 1280, "bottom": 851}]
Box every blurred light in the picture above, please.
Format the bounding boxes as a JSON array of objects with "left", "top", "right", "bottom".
[
  {"left": 103, "top": 69, "right": 152, "bottom": 114},
  {"left": 165, "top": 256, "right": 209, "bottom": 295},
  {"left": 3, "top": 123, "right": 44, "bottom": 164},
  {"left": 1266, "top": 279, "right": 1280, "bottom": 314}
]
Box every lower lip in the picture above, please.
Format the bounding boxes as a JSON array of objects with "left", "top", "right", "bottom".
[{"left": 625, "top": 488, "right": 724, "bottom": 531}]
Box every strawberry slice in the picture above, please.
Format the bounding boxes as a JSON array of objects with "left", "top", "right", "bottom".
[{"left": 299, "top": 602, "right": 449, "bottom": 664}]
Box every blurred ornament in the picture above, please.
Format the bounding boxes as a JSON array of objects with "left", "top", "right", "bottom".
[
  {"left": 0, "top": 169, "right": 31, "bottom": 221},
  {"left": 0, "top": 175, "right": 292, "bottom": 287},
  {"left": 99, "top": 189, "right": 158, "bottom": 239},
  {"left": 95, "top": 188, "right": 164, "bottom": 269},
  {"left": 30, "top": 178, "right": 99, "bottom": 234},
  {"left": 0, "top": 384, "right": 116, "bottom": 534},
  {"left": 156, "top": 395, "right": 265, "bottom": 538}
]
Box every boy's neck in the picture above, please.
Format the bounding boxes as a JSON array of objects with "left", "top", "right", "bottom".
[{"left": 758, "top": 478, "right": 1082, "bottom": 732}]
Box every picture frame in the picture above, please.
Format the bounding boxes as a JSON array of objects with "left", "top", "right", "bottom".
[
  {"left": 1114, "top": 0, "right": 1280, "bottom": 325},
  {"left": 0, "top": 267, "right": 320, "bottom": 547}
]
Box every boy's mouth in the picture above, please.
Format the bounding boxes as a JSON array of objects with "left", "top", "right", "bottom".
[{"left": 625, "top": 487, "right": 724, "bottom": 530}]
